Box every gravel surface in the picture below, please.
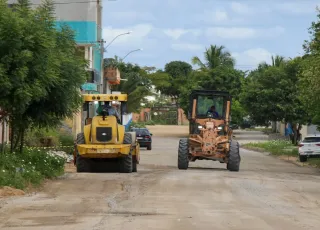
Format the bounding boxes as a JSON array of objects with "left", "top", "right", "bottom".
[{"left": 0, "top": 126, "right": 320, "bottom": 230}]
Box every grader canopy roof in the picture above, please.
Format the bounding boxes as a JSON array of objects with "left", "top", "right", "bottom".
[{"left": 189, "top": 90, "right": 232, "bottom": 119}]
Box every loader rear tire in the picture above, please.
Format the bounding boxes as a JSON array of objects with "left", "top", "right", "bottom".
[
  {"left": 227, "top": 140, "right": 241, "bottom": 172},
  {"left": 119, "top": 133, "right": 133, "bottom": 173},
  {"left": 76, "top": 133, "right": 91, "bottom": 172},
  {"left": 178, "top": 138, "right": 189, "bottom": 170}
]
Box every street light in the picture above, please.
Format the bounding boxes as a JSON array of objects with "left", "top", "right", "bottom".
[
  {"left": 103, "top": 31, "right": 132, "bottom": 52},
  {"left": 121, "top": 48, "right": 143, "bottom": 61}
]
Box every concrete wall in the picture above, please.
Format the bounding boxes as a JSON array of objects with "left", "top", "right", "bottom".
[
  {"left": 8, "top": 0, "right": 98, "bottom": 21},
  {"left": 301, "top": 125, "right": 320, "bottom": 140},
  {"left": 132, "top": 108, "right": 189, "bottom": 125},
  {"left": 278, "top": 121, "right": 320, "bottom": 140}
]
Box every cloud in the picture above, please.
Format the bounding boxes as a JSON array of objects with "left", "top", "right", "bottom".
[
  {"left": 229, "top": 1, "right": 272, "bottom": 15},
  {"left": 102, "top": 24, "right": 153, "bottom": 47},
  {"left": 163, "top": 29, "right": 201, "bottom": 39},
  {"left": 274, "top": 2, "right": 319, "bottom": 14},
  {"left": 171, "top": 43, "right": 203, "bottom": 51},
  {"left": 213, "top": 10, "right": 228, "bottom": 22},
  {"left": 205, "top": 26, "right": 285, "bottom": 39},
  {"left": 232, "top": 48, "right": 274, "bottom": 68},
  {"left": 230, "top": 2, "right": 252, "bottom": 14}
]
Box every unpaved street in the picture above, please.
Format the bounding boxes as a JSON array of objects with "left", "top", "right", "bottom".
[{"left": 1, "top": 126, "right": 320, "bottom": 230}]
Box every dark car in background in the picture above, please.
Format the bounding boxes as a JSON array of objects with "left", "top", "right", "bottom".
[{"left": 131, "top": 128, "right": 152, "bottom": 150}]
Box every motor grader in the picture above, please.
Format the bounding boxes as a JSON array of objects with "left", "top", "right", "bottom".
[
  {"left": 73, "top": 93, "right": 140, "bottom": 173},
  {"left": 177, "top": 90, "right": 241, "bottom": 171}
]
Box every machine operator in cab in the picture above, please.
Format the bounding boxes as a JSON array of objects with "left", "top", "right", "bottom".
[{"left": 96, "top": 102, "right": 121, "bottom": 123}]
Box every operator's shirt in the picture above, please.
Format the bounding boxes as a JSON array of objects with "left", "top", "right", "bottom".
[{"left": 97, "top": 105, "right": 120, "bottom": 119}]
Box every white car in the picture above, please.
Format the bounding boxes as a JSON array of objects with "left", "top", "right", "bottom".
[{"left": 298, "top": 135, "right": 320, "bottom": 162}]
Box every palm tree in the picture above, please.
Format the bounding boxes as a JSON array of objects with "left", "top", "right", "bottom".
[
  {"left": 258, "top": 55, "right": 286, "bottom": 69},
  {"left": 191, "top": 45, "right": 235, "bottom": 70},
  {"left": 271, "top": 55, "right": 286, "bottom": 67}
]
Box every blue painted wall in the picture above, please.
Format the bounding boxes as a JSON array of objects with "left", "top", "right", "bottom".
[
  {"left": 55, "top": 21, "right": 97, "bottom": 43},
  {"left": 56, "top": 20, "right": 102, "bottom": 84}
]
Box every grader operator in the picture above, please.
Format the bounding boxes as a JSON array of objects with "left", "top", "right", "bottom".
[
  {"left": 73, "top": 93, "right": 140, "bottom": 173},
  {"left": 178, "top": 90, "right": 241, "bottom": 171}
]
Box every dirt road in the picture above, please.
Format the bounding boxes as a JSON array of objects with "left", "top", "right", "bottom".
[{"left": 1, "top": 126, "right": 320, "bottom": 230}]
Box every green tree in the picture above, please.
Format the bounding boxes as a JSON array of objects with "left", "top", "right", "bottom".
[
  {"left": 179, "top": 45, "right": 245, "bottom": 120},
  {"left": 191, "top": 45, "right": 235, "bottom": 70},
  {"left": 106, "top": 59, "right": 153, "bottom": 113},
  {"left": 148, "top": 61, "right": 193, "bottom": 103},
  {"left": 298, "top": 8, "right": 320, "bottom": 130},
  {"left": 0, "top": 0, "right": 87, "bottom": 153},
  {"left": 258, "top": 55, "right": 286, "bottom": 68},
  {"left": 240, "top": 57, "right": 308, "bottom": 144}
]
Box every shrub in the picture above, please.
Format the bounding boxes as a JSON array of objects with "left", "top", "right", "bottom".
[
  {"left": 58, "top": 133, "right": 74, "bottom": 146},
  {"left": 145, "top": 120, "right": 156, "bottom": 125},
  {"left": 0, "top": 148, "right": 65, "bottom": 190},
  {"left": 24, "top": 128, "right": 60, "bottom": 147}
]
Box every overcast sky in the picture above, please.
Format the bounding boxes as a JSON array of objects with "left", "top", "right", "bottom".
[{"left": 102, "top": 0, "right": 319, "bottom": 71}]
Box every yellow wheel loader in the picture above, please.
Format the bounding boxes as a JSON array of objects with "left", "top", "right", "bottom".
[
  {"left": 178, "top": 90, "right": 241, "bottom": 171},
  {"left": 73, "top": 93, "right": 140, "bottom": 173}
]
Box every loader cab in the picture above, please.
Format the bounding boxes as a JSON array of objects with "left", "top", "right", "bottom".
[
  {"left": 82, "top": 94, "right": 128, "bottom": 126},
  {"left": 188, "top": 90, "right": 232, "bottom": 134}
]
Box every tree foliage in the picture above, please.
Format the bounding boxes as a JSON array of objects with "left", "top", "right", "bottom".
[
  {"left": 191, "top": 45, "right": 235, "bottom": 70},
  {"left": 298, "top": 8, "right": 320, "bottom": 129},
  {"left": 148, "top": 61, "right": 193, "bottom": 101},
  {"left": 240, "top": 58, "right": 308, "bottom": 127},
  {"left": 0, "top": 0, "right": 87, "bottom": 152},
  {"left": 105, "top": 57, "right": 153, "bottom": 113}
]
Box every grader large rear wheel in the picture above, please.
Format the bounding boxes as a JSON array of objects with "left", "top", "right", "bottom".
[
  {"left": 227, "top": 140, "right": 241, "bottom": 172},
  {"left": 76, "top": 133, "right": 92, "bottom": 173}
]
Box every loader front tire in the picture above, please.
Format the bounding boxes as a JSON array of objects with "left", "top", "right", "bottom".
[
  {"left": 120, "top": 133, "right": 133, "bottom": 173},
  {"left": 76, "top": 133, "right": 92, "bottom": 172},
  {"left": 227, "top": 140, "right": 241, "bottom": 172},
  {"left": 178, "top": 138, "right": 189, "bottom": 170}
]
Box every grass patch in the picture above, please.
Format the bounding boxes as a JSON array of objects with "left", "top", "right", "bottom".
[
  {"left": 243, "top": 140, "right": 298, "bottom": 156},
  {"left": 243, "top": 140, "right": 320, "bottom": 168},
  {"left": 0, "top": 148, "right": 65, "bottom": 190},
  {"left": 307, "top": 159, "right": 320, "bottom": 168}
]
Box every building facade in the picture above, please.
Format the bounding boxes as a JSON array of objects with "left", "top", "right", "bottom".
[{"left": 8, "top": 0, "right": 104, "bottom": 92}]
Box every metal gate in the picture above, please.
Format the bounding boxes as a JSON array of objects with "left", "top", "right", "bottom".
[{"left": 151, "top": 106, "right": 178, "bottom": 125}]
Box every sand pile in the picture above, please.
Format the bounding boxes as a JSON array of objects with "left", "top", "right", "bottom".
[{"left": 0, "top": 186, "right": 25, "bottom": 198}]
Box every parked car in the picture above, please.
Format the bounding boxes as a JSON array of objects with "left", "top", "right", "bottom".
[
  {"left": 131, "top": 128, "right": 152, "bottom": 150},
  {"left": 298, "top": 135, "right": 320, "bottom": 162}
]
